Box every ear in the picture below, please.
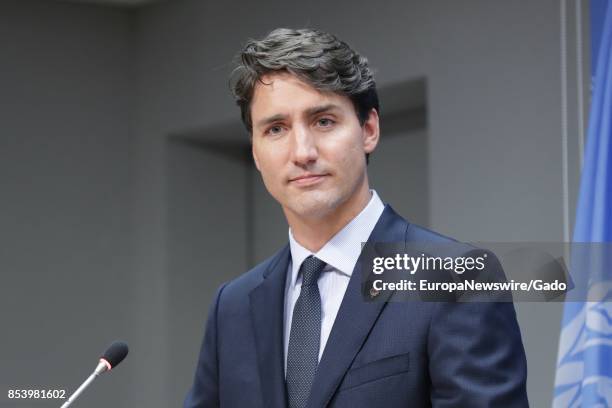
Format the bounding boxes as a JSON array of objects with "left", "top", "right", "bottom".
[{"left": 362, "top": 108, "right": 380, "bottom": 154}]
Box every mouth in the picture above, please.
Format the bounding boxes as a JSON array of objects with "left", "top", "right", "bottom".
[{"left": 288, "top": 173, "right": 328, "bottom": 187}]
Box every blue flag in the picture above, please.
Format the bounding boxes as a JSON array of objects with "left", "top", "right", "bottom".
[{"left": 553, "top": 1, "right": 612, "bottom": 406}]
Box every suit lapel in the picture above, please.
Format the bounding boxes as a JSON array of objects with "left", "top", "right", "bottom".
[
  {"left": 249, "top": 245, "right": 290, "bottom": 408},
  {"left": 306, "top": 205, "right": 408, "bottom": 408}
]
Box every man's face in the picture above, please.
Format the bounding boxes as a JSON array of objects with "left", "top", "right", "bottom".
[{"left": 250, "top": 72, "right": 379, "bottom": 221}]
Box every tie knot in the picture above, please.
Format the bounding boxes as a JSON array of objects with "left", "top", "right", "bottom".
[{"left": 299, "top": 256, "right": 326, "bottom": 287}]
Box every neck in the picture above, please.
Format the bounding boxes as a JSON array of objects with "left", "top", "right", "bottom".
[{"left": 286, "top": 182, "right": 372, "bottom": 252}]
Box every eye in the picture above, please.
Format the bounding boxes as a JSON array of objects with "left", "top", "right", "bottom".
[
  {"left": 316, "top": 117, "right": 335, "bottom": 128},
  {"left": 265, "top": 125, "right": 285, "bottom": 136}
]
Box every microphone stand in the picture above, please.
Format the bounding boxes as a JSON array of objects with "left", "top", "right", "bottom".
[{"left": 60, "top": 360, "right": 109, "bottom": 408}]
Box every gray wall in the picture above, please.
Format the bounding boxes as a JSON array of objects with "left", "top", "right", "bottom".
[
  {"left": 166, "top": 138, "right": 248, "bottom": 403},
  {"left": 1, "top": 0, "right": 587, "bottom": 407},
  {"left": 0, "top": 1, "right": 134, "bottom": 407}
]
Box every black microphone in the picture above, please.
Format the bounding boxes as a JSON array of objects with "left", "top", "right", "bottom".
[
  {"left": 60, "top": 341, "right": 129, "bottom": 408},
  {"left": 100, "top": 341, "right": 129, "bottom": 371}
]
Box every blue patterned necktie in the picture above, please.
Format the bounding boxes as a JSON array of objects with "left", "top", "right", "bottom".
[{"left": 286, "top": 255, "right": 326, "bottom": 408}]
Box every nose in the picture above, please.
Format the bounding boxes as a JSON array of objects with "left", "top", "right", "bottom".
[{"left": 290, "top": 124, "right": 318, "bottom": 166}]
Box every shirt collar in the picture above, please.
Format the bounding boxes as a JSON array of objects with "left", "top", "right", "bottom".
[{"left": 288, "top": 190, "right": 385, "bottom": 287}]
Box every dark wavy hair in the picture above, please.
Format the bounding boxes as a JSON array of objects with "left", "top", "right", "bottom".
[{"left": 230, "top": 28, "right": 379, "bottom": 135}]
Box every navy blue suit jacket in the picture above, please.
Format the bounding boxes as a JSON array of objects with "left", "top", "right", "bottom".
[{"left": 184, "top": 206, "right": 529, "bottom": 407}]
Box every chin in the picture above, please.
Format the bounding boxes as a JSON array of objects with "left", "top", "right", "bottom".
[{"left": 287, "top": 191, "right": 346, "bottom": 219}]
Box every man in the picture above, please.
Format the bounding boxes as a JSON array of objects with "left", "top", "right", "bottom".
[{"left": 184, "top": 28, "right": 528, "bottom": 407}]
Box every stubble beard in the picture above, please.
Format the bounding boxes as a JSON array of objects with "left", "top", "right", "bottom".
[
  {"left": 285, "top": 188, "right": 344, "bottom": 220},
  {"left": 283, "top": 170, "right": 366, "bottom": 222}
]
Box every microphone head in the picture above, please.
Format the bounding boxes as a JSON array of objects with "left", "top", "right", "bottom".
[{"left": 100, "top": 341, "right": 129, "bottom": 370}]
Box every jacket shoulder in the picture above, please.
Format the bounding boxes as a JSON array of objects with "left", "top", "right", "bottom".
[
  {"left": 405, "top": 222, "right": 458, "bottom": 243},
  {"left": 403, "top": 221, "right": 480, "bottom": 258},
  {"left": 219, "top": 245, "right": 288, "bottom": 298}
]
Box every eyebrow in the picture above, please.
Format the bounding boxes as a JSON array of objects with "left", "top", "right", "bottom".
[
  {"left": 256, "top": 113, "right": 287, "bottom": 129},
  {"left": 304, "top": 103, "right": 341, "bottom": 117},
  {"left": 255, "top": 104, "right": 342, "bottom": 129}
]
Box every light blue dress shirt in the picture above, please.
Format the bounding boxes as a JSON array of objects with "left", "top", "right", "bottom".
[{"left": 284, "top": 190, "right": 385, "bottom": 374}]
